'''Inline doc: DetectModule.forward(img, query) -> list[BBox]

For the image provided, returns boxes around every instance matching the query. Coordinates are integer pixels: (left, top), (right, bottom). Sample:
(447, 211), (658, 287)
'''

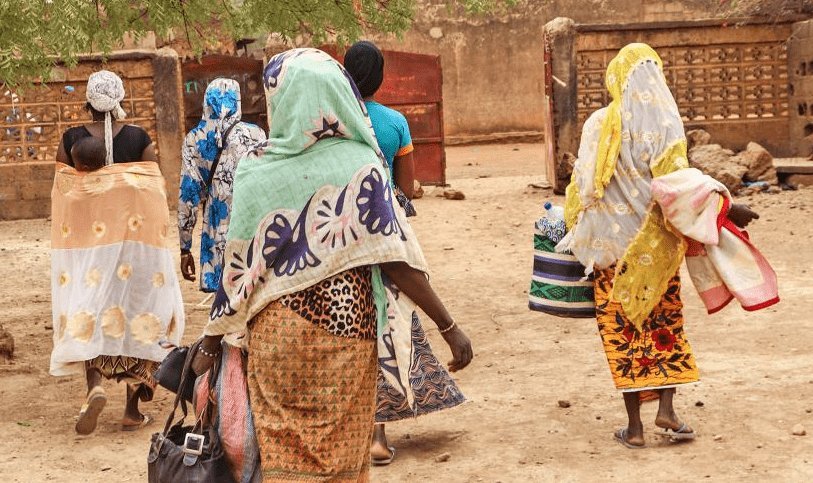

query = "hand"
(181, 252), (196, 282)
(441, 325), (473, 372)
(728, 203), (760, 229)
(190, 336), (222, 376)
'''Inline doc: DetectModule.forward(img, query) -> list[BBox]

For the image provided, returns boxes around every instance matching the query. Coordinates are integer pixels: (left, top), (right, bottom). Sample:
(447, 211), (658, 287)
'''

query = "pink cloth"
(194, 343), (260, 483)
(652, 169), (779, 314)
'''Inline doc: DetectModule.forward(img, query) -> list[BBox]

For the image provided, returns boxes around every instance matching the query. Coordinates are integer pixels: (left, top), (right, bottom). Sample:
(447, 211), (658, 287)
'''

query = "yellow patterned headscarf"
(594, 43), (663, 200)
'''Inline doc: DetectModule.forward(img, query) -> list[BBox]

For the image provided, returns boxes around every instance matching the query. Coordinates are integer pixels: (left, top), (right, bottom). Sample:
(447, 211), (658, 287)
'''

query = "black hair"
(71, 136), (107, 171)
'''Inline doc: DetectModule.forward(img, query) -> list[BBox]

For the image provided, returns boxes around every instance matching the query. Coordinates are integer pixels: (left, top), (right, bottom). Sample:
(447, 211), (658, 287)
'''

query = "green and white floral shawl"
(204, 48), (428, 409)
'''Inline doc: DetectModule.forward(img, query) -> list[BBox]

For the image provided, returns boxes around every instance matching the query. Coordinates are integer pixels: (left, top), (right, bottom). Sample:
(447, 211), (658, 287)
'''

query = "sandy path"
(1, 143), (812, 482)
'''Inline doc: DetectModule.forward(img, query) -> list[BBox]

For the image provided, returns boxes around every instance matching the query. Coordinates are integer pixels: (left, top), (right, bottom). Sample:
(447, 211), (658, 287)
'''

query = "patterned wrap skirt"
(85, 356), (158, 401)
(247, 267), (378, 482)
(375, 312), (465, 422)
(594, 267), (700, 392)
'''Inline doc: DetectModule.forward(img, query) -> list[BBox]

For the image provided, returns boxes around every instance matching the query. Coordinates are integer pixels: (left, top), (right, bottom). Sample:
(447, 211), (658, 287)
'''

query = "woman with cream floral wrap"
(51, 70), (185, 435)
(559, 44), (778, 449)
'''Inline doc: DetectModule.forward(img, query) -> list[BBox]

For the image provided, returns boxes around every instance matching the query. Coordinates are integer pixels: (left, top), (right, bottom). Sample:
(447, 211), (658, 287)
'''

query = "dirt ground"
(1, 143), (812, 482)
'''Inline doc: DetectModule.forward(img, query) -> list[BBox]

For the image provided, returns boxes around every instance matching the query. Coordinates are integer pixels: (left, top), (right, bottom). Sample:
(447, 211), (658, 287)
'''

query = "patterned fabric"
(595, 267), (699, 391)
(652, 170), (779, 314)
(179, 79), (267, 292)
(528, 230), (595, 318)
(86, 355), (158, 400)
(204, 48), (429, 412)
(280, 267), (377, 340)
(561, 43), (694, 328)
(194, 343), (261, 483)
(50, 162), (185, 377)
(375, 312), (465, 422)
(247, 300), (377, 482)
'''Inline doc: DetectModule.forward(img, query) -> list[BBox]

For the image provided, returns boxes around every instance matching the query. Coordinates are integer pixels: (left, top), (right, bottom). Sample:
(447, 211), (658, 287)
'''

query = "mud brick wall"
(788, 19), (813, 157)
(0, 50), (184, 221)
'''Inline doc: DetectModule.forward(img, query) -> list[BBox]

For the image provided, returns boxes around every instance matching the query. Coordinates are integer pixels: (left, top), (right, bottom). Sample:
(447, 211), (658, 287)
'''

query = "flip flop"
(75, 386), (107, 435)
(121, 414), (153, 432)
(654, 422), (696, 441)
(371, 446), (396, 466)
(614, 428), (645, 449)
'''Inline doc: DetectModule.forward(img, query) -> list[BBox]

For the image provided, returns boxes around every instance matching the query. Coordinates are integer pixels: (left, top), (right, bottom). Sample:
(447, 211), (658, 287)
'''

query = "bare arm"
(56, 139), (70, 166)
(140, 142), (158, 161)
(393, 152), (415, 199)
(381, 261), (473, 372)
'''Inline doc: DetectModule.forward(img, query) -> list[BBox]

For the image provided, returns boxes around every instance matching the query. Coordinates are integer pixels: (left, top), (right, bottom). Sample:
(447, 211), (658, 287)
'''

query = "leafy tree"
(0, 0), (514, 87)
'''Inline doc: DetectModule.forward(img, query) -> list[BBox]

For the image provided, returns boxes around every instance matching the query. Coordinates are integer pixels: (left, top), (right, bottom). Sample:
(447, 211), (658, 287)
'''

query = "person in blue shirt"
(344, 41), (416, 211)
(345, 40), (466, 467)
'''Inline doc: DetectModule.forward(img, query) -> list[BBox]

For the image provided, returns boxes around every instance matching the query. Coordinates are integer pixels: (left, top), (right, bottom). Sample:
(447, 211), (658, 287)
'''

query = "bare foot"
(371, 423), (395, 465)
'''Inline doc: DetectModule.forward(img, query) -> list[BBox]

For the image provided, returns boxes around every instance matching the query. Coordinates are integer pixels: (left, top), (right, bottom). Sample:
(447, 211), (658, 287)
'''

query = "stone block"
(689, 144), (746, 192)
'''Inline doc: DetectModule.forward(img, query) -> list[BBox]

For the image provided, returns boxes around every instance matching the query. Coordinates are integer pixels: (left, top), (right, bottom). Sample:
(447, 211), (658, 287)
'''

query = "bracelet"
(439, 321), (456, 334)
(197, 344), (221, 358)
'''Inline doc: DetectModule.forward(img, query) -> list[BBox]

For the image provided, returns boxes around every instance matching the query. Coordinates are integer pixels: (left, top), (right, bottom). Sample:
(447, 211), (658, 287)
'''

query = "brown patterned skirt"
(85, 356), (158, 401)
(247, 268), (378, 482)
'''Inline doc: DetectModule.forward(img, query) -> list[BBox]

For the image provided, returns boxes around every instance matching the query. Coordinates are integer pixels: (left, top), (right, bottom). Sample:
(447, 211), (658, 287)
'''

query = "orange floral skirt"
(594, 267), (699, 392)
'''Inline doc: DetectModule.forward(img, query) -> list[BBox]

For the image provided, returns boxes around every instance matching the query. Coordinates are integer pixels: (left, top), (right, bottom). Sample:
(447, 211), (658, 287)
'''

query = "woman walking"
(52, 70), (185, 434)
(344, 40), (465, 465)
(344, 41), (416, 213)
(191, 48), (473, 481)
(178, 79), (267, 292)
(560, 44), (778, 448)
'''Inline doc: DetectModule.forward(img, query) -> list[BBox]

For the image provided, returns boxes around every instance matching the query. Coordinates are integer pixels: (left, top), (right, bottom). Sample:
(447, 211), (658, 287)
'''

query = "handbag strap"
(204, 123), (238, 194)
(161, 339), (201, 435)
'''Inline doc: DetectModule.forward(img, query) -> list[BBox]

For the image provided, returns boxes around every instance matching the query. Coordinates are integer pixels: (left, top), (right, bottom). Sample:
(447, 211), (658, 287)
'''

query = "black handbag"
(147, 341), (236, 483)
(155, 346), (196, 403)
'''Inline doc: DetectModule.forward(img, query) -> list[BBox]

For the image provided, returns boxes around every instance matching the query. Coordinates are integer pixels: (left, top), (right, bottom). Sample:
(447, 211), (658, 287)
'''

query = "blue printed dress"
(178, 79), (267, 292)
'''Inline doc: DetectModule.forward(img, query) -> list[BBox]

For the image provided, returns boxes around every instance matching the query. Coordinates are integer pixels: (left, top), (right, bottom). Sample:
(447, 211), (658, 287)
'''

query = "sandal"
(614, 428), (645, 449)
(75, 386), (107, 435)
(371, 446), (396, 466)
(654, 422), (696, 441)
(121, 413), (154, 432)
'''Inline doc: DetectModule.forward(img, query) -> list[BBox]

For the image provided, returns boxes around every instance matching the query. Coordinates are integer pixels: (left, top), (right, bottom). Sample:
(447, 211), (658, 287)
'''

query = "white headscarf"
(86, 70), (127, 166)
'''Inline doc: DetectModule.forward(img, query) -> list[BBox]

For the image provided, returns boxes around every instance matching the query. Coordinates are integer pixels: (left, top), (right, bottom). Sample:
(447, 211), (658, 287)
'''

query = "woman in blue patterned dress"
(178, 79), (267, 292)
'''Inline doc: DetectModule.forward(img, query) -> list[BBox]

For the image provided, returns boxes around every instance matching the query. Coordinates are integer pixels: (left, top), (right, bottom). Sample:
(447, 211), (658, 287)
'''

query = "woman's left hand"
(441, 325), (473, 373)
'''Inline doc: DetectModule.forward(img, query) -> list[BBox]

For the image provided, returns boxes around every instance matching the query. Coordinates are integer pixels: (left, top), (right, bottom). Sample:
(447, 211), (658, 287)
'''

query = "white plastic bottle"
(537, 202), (567, 243)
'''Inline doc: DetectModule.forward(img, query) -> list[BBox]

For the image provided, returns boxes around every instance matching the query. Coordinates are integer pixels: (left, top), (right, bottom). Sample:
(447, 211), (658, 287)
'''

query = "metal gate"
(184, 49), (447, 185)
(365, 49), (446, 186)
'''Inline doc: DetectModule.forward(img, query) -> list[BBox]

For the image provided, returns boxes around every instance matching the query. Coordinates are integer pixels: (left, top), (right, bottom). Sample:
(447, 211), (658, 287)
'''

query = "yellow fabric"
(593, 44), (663, 200)
(613, 139), (689, 327)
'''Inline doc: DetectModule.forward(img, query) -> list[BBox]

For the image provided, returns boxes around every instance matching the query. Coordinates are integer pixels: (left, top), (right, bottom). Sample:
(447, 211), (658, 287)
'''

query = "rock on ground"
(686, 129), (712, 151)
(413, 180), (425, 199)
(689, 144), (746, 192)
(443, 189), (466, 200)
(733, 142), (778, 185)
(792, 424), (807, 436)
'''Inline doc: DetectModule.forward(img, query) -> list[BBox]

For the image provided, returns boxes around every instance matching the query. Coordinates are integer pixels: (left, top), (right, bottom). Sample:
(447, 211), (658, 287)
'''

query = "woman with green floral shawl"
(190, 48), (473, 481)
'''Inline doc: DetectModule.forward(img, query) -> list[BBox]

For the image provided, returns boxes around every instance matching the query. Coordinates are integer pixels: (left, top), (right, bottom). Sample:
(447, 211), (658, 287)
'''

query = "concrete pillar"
(544, 17), (578, 194)
(152, 48), (185, 210)
(788, 19), (813, 158)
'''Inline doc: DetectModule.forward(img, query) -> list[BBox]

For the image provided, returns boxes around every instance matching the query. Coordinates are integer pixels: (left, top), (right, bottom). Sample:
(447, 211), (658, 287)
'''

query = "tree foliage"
(0, 0), (515, 87)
